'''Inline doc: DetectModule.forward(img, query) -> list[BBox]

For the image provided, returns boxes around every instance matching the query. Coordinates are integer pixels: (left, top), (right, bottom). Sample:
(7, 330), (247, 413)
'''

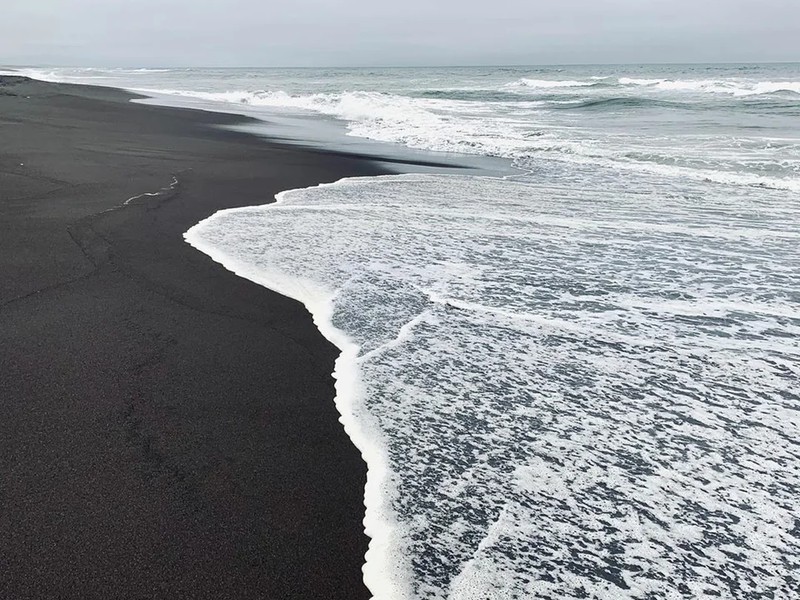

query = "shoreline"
(1, 66), (516, 179)
(185, 178), (407, 599)
(0, 75), (447, 599)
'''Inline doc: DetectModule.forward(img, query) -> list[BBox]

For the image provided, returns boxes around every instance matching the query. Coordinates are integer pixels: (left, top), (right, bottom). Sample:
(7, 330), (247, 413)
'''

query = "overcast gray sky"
(2, 0), (798, 67)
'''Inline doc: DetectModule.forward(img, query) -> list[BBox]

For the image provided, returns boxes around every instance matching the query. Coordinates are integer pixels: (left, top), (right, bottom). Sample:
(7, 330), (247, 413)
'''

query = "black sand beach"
(0, 76), (388, 599)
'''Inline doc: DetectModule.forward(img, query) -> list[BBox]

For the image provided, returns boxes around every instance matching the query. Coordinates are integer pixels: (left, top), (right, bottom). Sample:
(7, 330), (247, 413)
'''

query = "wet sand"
(0, 75), (394, 599)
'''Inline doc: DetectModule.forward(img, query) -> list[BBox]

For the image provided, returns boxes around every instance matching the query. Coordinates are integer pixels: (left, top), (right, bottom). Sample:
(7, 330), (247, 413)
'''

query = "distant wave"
(12, 67), (174, 83)
(506, 78), (600, 89)
(550, 97), (692, 111)
(123, 68), (173, 74)
(77, 67), (173, 74)
(503, 76), (800, 97)
(618, 77), (800, 96)
(416, 89), (537, 102)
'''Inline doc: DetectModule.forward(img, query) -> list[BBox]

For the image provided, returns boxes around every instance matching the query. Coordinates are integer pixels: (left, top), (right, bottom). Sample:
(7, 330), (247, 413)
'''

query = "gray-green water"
(11, 63), (800, 193)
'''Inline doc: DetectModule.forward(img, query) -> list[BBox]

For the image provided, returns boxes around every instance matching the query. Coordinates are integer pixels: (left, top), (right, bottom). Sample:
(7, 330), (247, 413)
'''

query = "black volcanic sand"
(0, 75), (408, 599)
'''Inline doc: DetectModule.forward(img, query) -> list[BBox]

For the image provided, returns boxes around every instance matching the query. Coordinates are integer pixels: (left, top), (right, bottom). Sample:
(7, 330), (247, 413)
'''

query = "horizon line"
(5, 60), (800, 71)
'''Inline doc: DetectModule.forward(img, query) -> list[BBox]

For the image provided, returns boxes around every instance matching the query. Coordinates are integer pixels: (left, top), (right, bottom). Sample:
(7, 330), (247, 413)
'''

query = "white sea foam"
(185, 173), (800, 599)
(132, 87), (547, 157)
(185, 185), (414, 600)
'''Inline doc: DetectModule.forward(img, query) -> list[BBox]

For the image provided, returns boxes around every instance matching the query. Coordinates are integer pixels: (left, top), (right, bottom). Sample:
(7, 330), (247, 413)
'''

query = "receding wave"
(186, 173), (800, 599)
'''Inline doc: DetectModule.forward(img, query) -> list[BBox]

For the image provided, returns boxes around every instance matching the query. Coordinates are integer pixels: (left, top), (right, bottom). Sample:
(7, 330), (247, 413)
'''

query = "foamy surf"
(184, 173), (799, 599)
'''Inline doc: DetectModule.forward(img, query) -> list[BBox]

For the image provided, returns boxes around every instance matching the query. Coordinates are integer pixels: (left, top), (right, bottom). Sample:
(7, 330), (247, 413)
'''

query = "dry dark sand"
(0, 75), (410, 599)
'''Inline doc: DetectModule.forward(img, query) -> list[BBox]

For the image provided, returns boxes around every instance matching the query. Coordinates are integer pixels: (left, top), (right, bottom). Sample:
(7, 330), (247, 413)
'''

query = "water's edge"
(185, 181), (410, 600)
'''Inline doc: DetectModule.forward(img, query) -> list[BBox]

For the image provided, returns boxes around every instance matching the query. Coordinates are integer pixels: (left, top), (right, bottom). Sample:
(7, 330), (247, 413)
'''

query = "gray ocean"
(17, 64), (800, 599)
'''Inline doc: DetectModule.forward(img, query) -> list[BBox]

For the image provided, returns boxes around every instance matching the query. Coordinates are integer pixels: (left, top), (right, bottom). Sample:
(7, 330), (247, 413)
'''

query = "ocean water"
(15, 64), (800, 598)
(10, 64), (800, 192)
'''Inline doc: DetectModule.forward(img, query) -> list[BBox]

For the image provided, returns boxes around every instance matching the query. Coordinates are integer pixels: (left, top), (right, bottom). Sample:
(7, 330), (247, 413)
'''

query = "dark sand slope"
(0, 76), (387, 599)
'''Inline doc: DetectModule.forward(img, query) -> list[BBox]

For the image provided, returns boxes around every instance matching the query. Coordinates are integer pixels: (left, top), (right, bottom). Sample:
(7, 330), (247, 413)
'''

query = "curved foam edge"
(184, 178), (413, 600)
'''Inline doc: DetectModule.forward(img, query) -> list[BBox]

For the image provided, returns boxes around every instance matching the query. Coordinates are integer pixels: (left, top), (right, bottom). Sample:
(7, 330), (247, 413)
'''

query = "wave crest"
(619, 77), (800, 96)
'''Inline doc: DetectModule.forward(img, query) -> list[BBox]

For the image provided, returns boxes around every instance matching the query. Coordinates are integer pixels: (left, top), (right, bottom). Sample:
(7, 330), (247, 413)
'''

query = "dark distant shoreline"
(0, 75), (406, 599)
